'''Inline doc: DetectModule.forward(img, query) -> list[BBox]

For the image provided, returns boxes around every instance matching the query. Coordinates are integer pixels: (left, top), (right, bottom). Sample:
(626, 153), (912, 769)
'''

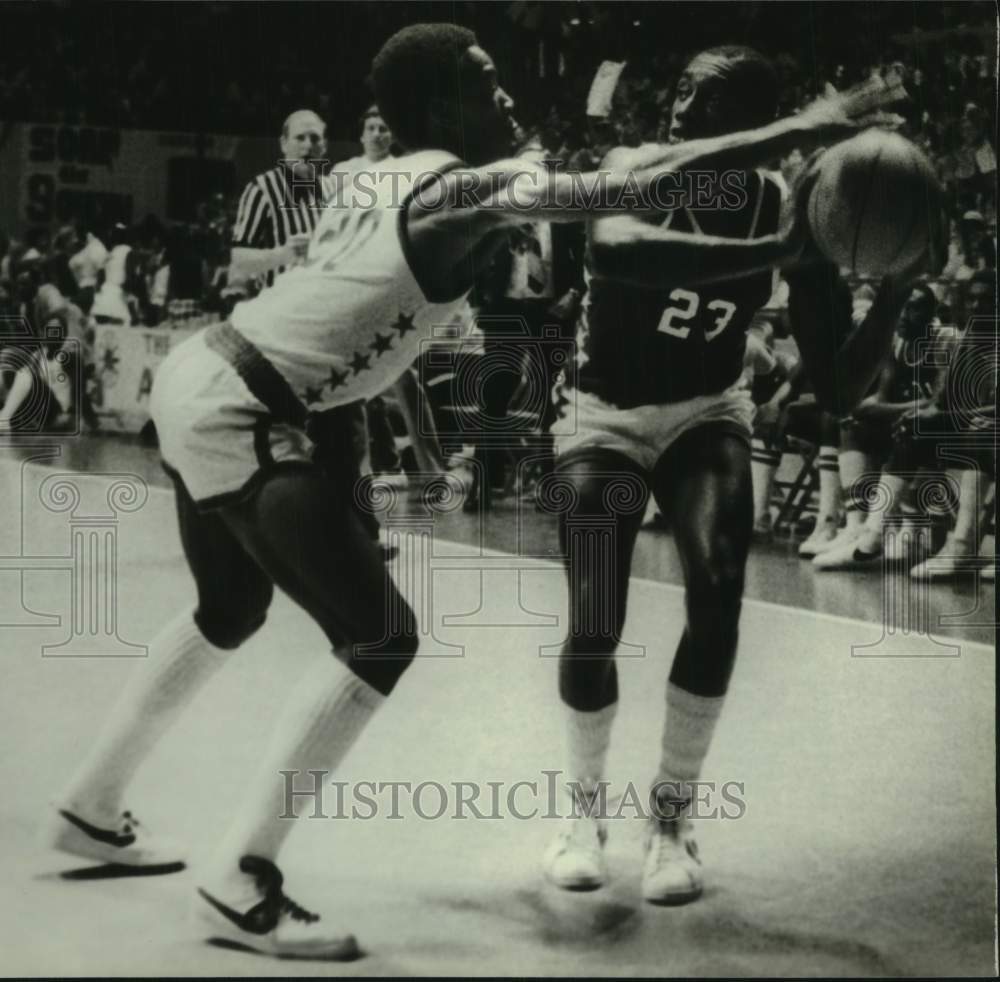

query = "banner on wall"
(0, 122), (279, 239)
(89, 323), (201, 433)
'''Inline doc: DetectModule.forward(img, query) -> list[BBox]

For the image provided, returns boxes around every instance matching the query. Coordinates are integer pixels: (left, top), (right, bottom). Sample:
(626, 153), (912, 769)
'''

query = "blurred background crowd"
(1, 1), (994, 320)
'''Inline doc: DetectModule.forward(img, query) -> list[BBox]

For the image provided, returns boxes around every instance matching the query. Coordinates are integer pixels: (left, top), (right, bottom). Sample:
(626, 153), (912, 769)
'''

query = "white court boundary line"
(14, 459), (996, 654)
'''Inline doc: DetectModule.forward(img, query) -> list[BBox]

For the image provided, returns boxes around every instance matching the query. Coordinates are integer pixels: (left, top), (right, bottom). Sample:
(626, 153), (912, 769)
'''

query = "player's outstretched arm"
(412, 77), (904, 245)
(230, 239), (310, 280)
(783, 155), (946, 417)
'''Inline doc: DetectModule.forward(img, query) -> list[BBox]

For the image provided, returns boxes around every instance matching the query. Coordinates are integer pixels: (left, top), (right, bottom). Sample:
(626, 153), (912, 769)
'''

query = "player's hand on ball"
(795, 78), (906, 149)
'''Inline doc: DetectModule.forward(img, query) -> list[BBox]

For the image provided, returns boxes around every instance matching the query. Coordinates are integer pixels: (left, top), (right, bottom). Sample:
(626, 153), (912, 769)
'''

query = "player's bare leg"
(542, 450), (648, 890)
(642, 425), (752, 905)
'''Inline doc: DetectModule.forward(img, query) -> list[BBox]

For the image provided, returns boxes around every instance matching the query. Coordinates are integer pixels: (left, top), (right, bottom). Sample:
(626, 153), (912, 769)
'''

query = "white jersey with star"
(232, 149), (469, 410)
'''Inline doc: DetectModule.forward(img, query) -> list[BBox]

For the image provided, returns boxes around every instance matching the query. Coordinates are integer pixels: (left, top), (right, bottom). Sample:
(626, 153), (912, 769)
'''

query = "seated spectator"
(68, 225), (108, 315)
(898, 271), (997, 579)
(0, 283), (90, 432)
(941, 209), (997, 283)
(812, 283), (958, 570)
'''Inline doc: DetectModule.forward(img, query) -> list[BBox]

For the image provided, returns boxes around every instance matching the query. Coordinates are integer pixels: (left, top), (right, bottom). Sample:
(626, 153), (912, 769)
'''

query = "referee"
(229, 109), (327, 292)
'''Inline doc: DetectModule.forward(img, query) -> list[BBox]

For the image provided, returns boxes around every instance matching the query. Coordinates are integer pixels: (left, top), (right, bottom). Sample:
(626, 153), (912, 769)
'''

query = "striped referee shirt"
(231, 163), (324, 290)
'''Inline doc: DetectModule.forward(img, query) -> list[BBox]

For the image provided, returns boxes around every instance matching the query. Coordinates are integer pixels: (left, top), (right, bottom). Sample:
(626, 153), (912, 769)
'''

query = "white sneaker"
(798, 517), (841, 557)
(909, 534), (981, 580)
(641, 800), (703, 906)
(810, 522), (863, 557)
(42, 803), (186, 868)
(543, 795), (608, 890)
(813, 528), (883, 571)
(195, 856), (358, 960)
(981, 561), (995, 582)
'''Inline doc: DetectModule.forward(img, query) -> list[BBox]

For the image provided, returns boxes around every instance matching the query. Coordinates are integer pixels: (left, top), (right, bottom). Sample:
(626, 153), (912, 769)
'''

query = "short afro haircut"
(371, 23), (478, 150)
(696, 45), (779, 127)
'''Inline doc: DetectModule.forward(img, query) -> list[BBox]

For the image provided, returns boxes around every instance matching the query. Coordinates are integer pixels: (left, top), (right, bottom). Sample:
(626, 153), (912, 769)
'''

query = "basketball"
(807, 130), (942, 277)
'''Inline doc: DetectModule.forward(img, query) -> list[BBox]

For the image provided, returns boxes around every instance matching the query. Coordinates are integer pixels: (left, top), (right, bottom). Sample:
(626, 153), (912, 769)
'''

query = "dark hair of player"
(698, 45), (779, 128)
(371, 23), (478, 151)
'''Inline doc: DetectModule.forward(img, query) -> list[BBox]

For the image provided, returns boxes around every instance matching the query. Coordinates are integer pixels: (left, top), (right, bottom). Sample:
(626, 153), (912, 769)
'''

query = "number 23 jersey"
(574, 170), (784, 408)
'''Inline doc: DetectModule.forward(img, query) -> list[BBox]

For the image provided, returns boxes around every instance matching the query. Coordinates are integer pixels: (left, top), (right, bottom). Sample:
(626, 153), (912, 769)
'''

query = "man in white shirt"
(68, 228), (108, 314)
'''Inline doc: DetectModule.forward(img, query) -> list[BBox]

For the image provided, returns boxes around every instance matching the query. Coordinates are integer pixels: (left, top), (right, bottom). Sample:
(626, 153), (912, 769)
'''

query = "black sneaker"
(195, 856), (359, 960)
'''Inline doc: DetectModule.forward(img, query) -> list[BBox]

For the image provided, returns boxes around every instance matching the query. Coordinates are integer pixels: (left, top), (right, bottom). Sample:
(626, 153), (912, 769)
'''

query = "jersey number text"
(657, 288), (737, 341)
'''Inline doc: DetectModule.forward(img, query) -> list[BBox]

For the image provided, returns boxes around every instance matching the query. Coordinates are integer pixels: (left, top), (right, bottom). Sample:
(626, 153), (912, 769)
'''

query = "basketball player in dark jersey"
(543, 47), (946, 903)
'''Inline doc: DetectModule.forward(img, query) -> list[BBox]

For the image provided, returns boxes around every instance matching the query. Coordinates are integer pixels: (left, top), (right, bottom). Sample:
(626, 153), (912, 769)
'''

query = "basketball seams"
(809, 132), (937, 277)
(850, 144), (885, 276)
(882, 151), (926, 274)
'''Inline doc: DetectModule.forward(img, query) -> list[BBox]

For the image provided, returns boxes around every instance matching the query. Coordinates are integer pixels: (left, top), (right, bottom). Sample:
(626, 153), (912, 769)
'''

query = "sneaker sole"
(642, 884), (703, 907)
(204, 935), (360, 961)
(195, 896), (360, 961)
(545, 870), (606, 892)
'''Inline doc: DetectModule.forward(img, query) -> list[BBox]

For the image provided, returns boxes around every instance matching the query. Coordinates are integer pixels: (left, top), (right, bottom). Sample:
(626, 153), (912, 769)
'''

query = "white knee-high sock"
(863, 473), (906, 537)
(839, 450), (870, 531)
(210, 661), (384, 871)
(564, 702), (617, 793)
(654, 682), (726, 803)
(953, 469), (984, 547)
(816, 446), (841, 523)
(64, 609), (232, 824)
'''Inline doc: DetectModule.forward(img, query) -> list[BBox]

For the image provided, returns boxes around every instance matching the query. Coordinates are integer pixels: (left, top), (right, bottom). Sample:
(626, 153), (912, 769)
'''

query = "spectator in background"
(895, 270), (997, 580)
(91, 224), (144, 326)
(942, 209), (996, 282)
(68, 224), (108, 315)
(47, 225), (82, 300)
(328, 105), (395, 178)
(0, 283), (92, 432)
(949, 103), (997, 214)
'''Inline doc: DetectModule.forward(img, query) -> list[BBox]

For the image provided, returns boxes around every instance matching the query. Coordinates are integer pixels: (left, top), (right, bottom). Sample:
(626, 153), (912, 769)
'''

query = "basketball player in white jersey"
(44, 24), (901, 959)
